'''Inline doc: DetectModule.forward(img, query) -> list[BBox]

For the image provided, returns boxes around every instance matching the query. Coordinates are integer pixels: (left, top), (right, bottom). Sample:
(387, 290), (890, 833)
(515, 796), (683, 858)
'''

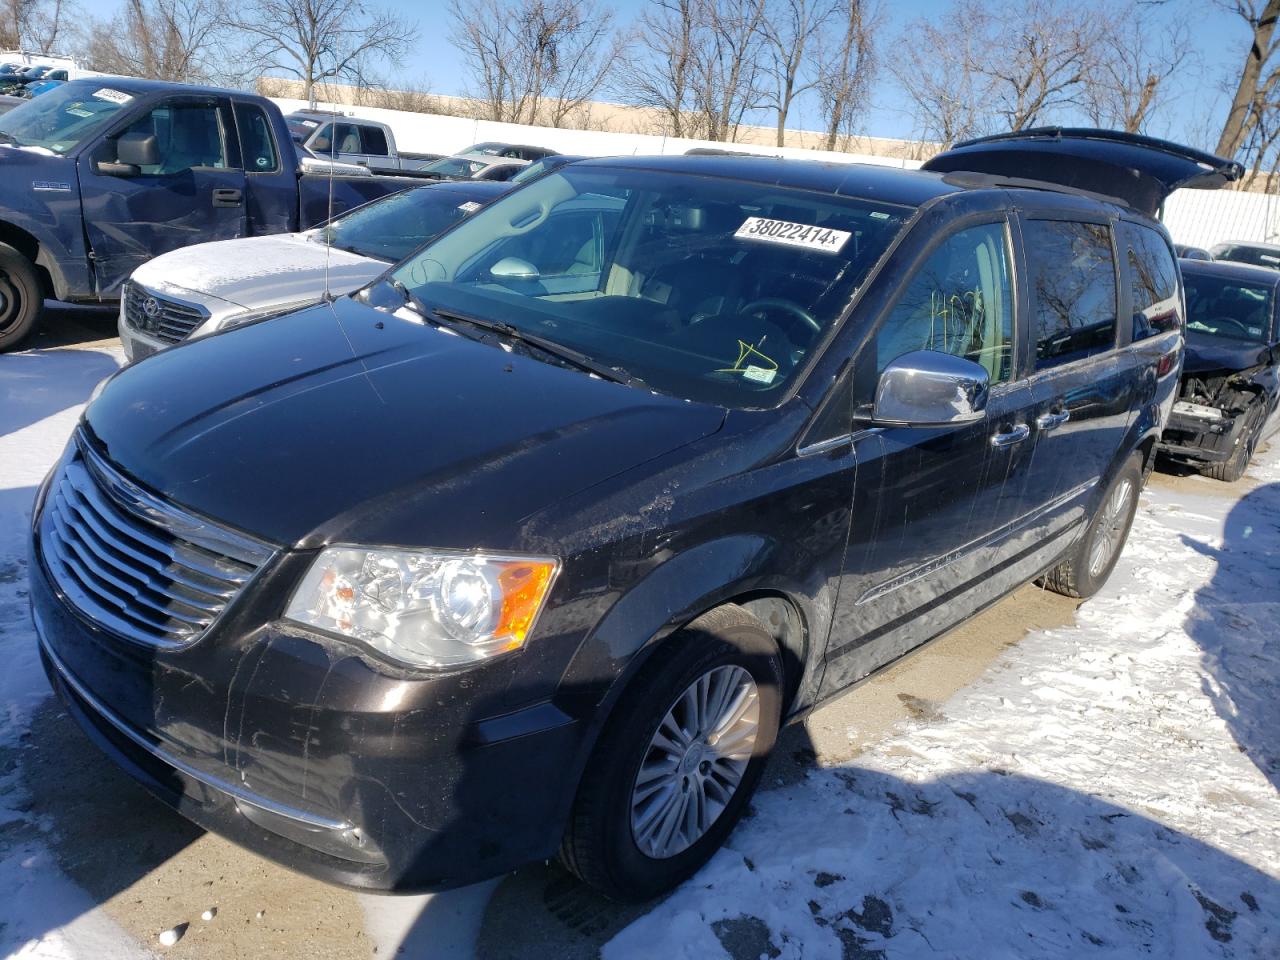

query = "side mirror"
(117, 131), (159, 167)
(312, 135), (331, 152)
(490, 257), (540, 281)
(872, 350), (989, 426)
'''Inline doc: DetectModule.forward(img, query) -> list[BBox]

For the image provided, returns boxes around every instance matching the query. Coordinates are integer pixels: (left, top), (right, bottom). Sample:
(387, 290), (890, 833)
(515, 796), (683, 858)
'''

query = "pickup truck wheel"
(0, 244), (42, 352)
(1202, 401), (1265, 483)
(559, 606), (783, 901)
(1041, 452), (1142, 600)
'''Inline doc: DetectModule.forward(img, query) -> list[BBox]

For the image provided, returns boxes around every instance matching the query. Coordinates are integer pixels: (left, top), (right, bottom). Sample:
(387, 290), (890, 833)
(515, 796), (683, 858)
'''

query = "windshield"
(0, 82), (133, 154)
(389, 166), (911, 406)
(510, 157), (563, 184)
(319, 186), (488, 262)
(1184, 274), (1275, 342)
(425, 156), (486, 178)
(1212, 244), (1280, 269)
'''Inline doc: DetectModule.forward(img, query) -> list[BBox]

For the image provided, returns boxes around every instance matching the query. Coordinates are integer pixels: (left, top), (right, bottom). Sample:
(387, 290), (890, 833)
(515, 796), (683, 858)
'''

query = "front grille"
(39, 435), (274, 648)
(123, 282), (208, 344)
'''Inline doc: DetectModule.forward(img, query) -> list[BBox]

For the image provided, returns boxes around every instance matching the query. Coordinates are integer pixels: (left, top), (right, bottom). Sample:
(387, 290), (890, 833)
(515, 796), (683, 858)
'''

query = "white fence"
(1162, 187), (1280, 249)
(268, 97), (923, 170)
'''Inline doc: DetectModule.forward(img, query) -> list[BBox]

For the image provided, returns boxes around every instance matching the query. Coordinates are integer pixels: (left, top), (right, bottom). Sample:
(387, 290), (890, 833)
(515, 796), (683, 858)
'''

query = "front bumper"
(30, 535), (587, 892)
(1157, 403), (1241, 464)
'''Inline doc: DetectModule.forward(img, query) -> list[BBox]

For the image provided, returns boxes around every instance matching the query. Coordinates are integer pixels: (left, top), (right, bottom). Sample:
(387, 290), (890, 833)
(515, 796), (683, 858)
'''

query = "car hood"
(1184, 333), (1273, 375)
(130, 233), (387, 312)
(83, 296), (726, 549)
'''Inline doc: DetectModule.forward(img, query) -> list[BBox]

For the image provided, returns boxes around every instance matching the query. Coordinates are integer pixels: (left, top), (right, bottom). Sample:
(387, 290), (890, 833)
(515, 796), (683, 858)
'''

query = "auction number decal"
(734, 217), (850, 253)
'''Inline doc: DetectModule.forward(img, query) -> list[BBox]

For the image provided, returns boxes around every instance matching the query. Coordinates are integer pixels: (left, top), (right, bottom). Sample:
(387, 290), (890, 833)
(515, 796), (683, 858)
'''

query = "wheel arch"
(0, 219), (60, 300)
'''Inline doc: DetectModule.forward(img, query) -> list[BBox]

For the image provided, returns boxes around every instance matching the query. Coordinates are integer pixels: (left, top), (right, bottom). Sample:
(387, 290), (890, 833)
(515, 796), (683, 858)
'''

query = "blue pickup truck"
(0, 78), (421, 350)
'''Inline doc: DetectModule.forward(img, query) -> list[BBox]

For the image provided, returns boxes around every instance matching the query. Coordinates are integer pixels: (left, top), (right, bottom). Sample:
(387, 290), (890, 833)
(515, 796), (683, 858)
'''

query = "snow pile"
(607, 457), (1280, 958)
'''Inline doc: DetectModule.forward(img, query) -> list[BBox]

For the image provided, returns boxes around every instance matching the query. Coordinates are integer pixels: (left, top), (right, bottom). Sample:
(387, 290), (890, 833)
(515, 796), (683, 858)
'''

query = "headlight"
(284, 547), (559, 669)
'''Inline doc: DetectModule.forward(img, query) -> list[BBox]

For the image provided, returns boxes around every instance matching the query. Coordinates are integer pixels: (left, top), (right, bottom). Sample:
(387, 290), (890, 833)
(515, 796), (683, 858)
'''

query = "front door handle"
(212, 187), (242, 208)
(1036, 409), (1071, 431)
(990, 423), (1031, 448)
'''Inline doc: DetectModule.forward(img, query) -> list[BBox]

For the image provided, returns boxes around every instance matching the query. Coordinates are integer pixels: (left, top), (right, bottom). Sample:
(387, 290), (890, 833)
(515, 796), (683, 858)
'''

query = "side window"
(867, 221), (1015, 390)
(333, 123), (362, 154)
(362, 125), (389, 156)
(116, 101), (228, 175)
(1118, 221), (1180, 340)
(234, 103), (279, 173)
(312, 122), (334, 151)
(1024, 219), (1118, 370)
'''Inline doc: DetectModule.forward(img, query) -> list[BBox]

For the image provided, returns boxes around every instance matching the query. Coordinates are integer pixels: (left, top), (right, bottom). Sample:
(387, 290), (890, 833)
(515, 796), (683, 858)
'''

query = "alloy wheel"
(630, 664), (760, 859)
(1087, 477), (1134, 578)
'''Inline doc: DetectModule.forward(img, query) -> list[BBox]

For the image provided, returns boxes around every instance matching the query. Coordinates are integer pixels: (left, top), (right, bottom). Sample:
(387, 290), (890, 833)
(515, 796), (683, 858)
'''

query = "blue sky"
(96, 0), (1247, 146)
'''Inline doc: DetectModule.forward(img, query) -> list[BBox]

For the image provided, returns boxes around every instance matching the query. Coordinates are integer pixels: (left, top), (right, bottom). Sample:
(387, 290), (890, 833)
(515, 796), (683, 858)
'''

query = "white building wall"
(1162, 188), (1280, 249)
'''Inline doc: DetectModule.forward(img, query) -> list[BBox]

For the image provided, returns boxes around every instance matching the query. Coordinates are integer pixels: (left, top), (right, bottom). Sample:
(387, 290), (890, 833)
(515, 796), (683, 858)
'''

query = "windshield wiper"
(429, 305), (646, 388)
(0, 131), (16, 145)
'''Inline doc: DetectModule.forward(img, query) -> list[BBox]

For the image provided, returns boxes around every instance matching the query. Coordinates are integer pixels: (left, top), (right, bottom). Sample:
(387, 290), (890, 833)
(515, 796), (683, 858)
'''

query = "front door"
(821, 219), (1043, 696)
(78, 96), (246, 296)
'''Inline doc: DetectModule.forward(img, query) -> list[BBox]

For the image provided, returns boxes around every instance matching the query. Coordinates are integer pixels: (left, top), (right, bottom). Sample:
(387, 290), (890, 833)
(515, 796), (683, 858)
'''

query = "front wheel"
(560, 606), (783, 901)
(1202, 400), (1265, 483)
(0, 243), (43, 352)
(1041, 453), (1142, 599)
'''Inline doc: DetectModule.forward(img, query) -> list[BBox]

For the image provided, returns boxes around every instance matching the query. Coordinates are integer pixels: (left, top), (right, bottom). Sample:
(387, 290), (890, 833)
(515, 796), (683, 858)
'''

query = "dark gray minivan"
(32, 130), (1239, 899)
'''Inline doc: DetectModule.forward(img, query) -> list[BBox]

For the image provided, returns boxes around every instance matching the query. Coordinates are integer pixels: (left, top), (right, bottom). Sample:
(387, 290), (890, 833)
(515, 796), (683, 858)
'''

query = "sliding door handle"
(1036, 409), (1070, 431)
(990, 423), (1030, 448)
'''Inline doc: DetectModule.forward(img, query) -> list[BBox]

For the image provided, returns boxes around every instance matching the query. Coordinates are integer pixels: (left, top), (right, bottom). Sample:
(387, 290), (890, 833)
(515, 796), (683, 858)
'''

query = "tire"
(0, 243), (43, 352)
(559, 605), (784, 901)
(1201, 401), (1265, 483)
(1041, 452), (1142, 600)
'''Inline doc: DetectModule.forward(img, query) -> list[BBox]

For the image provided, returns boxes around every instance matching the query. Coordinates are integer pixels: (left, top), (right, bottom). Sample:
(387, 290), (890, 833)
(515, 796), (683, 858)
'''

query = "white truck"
(285, 110), (443, 173)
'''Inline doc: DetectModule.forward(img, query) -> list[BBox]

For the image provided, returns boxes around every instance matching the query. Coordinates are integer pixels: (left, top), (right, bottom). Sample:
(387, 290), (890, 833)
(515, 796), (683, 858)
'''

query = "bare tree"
(80, 0), (228, 82)
(893, 0), (1100, 145)
(1216, 0), (1280, 158)
(758, 0), (834, 146)
(451, 0), (617, 126)
(1083, 8), (1194, 133)
(813, 0), (879, 150)
(616, 0), (699, 136)
(690, 0), (767, 141)
(890, 4), (991, 145)
(234, 0), (418, 108)
(3, 0), (72, 52)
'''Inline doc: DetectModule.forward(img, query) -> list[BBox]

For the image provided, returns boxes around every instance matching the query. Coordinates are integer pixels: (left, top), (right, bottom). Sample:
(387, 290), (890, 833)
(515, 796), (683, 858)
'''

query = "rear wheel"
(1202, 400), (1265, 483)
(0, 243), (43, 352)
(1041, 453), (1142, 599)
(560, 606), (783, 901)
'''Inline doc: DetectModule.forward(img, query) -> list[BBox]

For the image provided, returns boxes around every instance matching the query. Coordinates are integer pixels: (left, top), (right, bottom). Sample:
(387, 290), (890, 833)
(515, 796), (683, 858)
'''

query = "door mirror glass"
(872, 350), (989, 427)
(116, 131), (159, 167)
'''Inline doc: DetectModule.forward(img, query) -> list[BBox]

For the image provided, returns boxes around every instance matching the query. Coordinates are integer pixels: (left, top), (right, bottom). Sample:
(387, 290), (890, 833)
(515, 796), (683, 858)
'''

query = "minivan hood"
(1184, 333), (1274, 375)
(131, 233), (386, 311)
(84, 296), (726, 548)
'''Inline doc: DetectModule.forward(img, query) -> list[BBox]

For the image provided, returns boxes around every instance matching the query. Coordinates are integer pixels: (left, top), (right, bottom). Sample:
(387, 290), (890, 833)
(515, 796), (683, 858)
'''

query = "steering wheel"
(1208, 315), (1252, 336)
(738, 297), (821, 334)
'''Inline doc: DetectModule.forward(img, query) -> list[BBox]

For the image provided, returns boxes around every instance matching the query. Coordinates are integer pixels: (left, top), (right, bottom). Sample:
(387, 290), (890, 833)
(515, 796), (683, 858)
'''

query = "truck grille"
(123, 282), (208, 344)
(38, 434), (275, 648)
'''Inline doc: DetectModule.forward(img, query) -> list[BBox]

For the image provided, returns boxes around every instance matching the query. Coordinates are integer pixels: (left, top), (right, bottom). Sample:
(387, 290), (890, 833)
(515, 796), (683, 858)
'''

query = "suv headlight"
(285, 547), (559, 669)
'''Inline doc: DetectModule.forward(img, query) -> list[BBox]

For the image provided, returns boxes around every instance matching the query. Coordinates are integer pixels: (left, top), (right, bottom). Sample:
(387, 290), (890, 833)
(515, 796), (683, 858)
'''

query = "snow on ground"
(606, 456), (1280, 959)
(0, 341), (151, 960)
(2, 335), (1279, 960)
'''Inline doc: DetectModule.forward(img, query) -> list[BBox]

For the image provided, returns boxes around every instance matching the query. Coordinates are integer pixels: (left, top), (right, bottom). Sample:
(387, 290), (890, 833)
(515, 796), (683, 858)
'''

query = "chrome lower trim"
(856, 475), (1099, 605)
(37, 623), (351, 833)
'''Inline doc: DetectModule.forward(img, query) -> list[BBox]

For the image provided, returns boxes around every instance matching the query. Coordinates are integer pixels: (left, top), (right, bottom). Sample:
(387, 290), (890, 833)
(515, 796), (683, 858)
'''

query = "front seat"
(160, 108), (222, 173)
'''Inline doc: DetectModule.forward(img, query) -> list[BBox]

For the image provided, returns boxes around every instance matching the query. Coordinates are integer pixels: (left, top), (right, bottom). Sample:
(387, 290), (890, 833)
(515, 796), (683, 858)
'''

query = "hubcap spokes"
(630, 665), (760, 859)
(1088, 478), (1133, 578)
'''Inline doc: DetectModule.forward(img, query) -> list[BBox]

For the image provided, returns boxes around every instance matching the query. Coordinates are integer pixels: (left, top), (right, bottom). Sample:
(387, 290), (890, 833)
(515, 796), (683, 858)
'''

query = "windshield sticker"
(735, 216), (851, 254)
(458, 201), (483, 213)
(66, 106), (94, 118)
(717, 340), (779, 380)
(1249, 326), (1264, 336)
(92, 88), (133, 104)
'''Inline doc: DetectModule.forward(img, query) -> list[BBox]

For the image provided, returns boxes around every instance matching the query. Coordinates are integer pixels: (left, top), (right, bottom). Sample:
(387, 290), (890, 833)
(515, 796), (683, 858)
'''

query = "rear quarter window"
(1024, 219), (1118, 370)
(1119, 221), (1180, 340)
